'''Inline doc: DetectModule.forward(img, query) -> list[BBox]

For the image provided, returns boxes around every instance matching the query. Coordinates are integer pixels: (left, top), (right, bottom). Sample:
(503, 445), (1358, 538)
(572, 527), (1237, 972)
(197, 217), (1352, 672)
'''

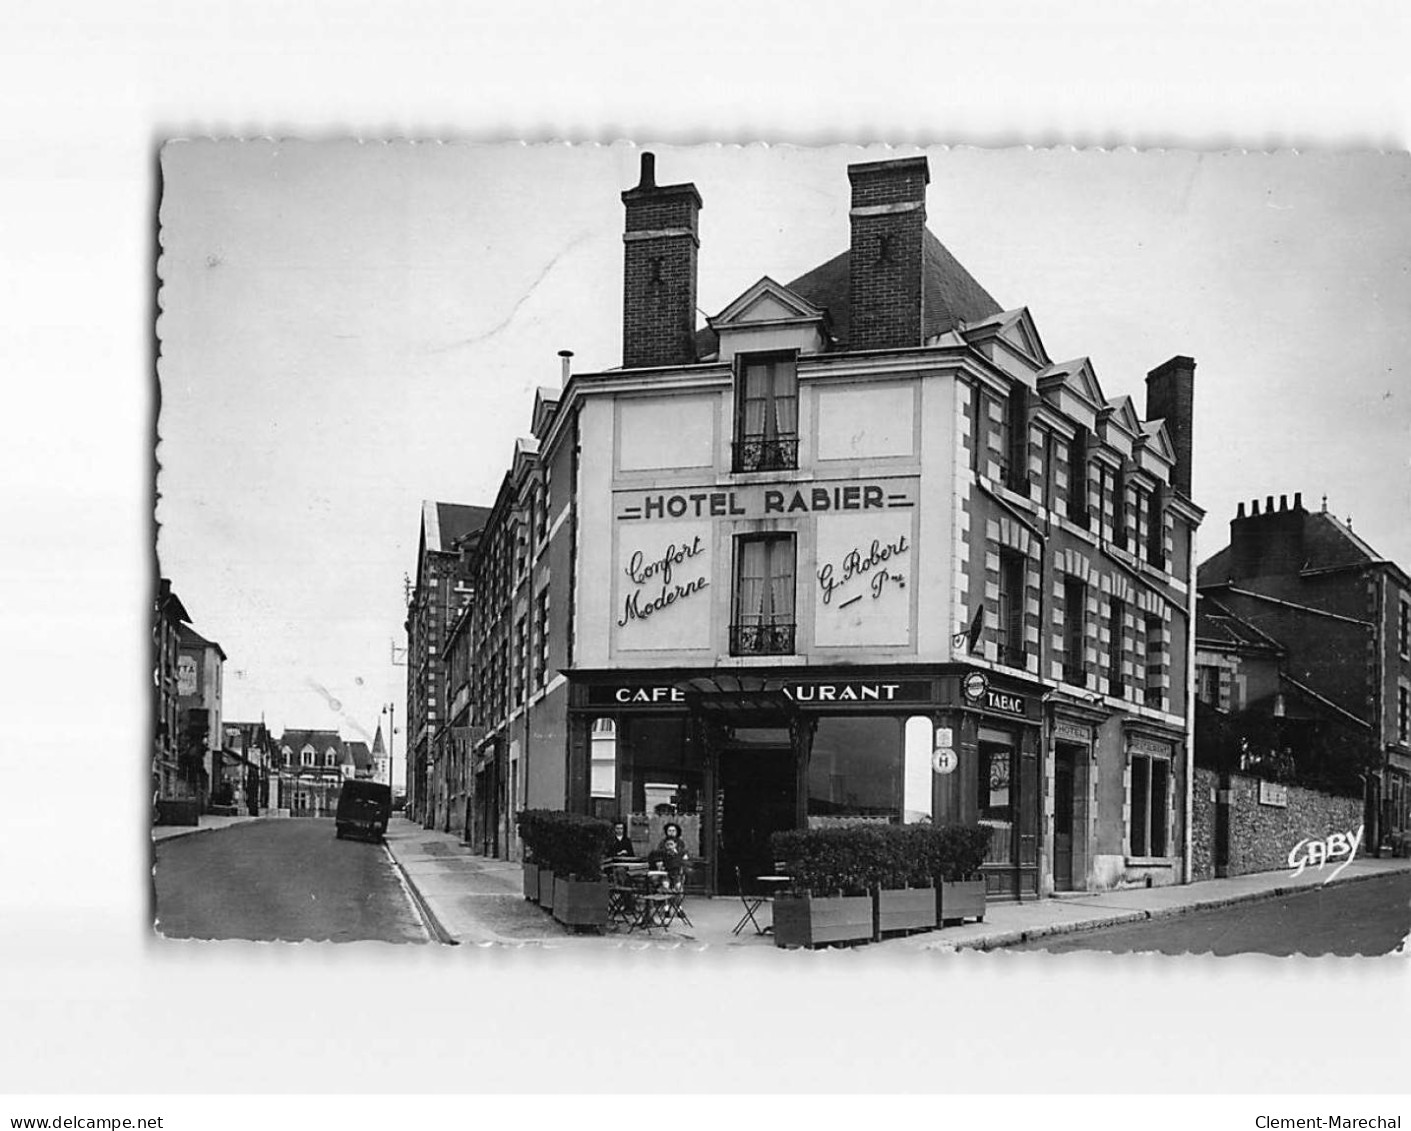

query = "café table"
(732, 873), (791, 936)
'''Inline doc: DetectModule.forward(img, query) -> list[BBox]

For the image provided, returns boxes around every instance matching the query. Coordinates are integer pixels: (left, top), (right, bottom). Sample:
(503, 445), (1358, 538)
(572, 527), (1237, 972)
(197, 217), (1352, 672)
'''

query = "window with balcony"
(733, 352), (798, 472)
(1063, 577), (1087, 687)
(731, 534), (796, 656)
(997, 550), (1026, 667)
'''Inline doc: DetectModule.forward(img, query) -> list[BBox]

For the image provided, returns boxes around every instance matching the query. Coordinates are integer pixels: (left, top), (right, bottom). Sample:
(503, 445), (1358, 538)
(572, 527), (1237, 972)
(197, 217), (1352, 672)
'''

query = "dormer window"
(301, 747), (313, 767)
(733, 352), (798, 473)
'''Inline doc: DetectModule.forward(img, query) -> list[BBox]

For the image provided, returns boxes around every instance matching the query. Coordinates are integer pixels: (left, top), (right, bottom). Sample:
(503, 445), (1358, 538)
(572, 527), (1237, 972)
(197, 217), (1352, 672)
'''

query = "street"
(153, 819), (428, 943)
(1008, 871), (1411, 956)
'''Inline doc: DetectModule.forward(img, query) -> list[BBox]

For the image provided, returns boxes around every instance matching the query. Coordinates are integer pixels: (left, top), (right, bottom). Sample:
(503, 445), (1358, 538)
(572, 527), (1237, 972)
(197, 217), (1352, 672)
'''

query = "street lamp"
(382, 702), (396, 791)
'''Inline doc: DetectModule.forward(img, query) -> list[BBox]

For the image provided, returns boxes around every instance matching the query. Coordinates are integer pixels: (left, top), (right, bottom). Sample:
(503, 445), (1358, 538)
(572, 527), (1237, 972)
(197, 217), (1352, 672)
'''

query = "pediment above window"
(708, 276), (828, 361)
(1036, 357), (1104, 430)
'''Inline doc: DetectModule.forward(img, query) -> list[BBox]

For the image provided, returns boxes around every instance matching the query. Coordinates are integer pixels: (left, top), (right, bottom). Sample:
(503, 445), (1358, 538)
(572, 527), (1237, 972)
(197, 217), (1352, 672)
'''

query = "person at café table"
(606, 821), (635, 858)
(652, 822), (689, 890)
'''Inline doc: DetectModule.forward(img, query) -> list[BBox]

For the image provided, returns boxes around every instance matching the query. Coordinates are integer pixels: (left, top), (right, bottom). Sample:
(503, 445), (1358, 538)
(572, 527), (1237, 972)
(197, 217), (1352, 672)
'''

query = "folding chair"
(662, 872), (693, 929)
(731, 866), (769, 936)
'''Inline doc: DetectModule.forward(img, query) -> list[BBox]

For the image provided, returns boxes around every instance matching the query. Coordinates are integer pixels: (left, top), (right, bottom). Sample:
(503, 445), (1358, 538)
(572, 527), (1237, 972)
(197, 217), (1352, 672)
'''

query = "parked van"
(335, 780), (392, 842)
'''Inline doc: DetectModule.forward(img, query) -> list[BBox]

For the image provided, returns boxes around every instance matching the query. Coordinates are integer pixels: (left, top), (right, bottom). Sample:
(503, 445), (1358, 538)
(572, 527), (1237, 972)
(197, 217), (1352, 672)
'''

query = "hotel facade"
(466, 153), (1204, 898)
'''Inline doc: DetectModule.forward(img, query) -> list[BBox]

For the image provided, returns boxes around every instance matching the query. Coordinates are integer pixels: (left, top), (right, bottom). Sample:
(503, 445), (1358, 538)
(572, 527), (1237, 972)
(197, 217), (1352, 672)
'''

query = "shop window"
(1108, 598), (1126, 696)
(1130, 753), (1170, 857)
(589, 717), (617, 800)
(977, 730), (1015, 866)
(625, 716), (702, 818)
(1398, 684), (1409, 745)
(997, 550), (1026, 667)
(1067, 427), (1090, 526)
(1003, 383), (1030, 493)
(731, 534), (796, 656)
(902, 716), (934, 823)
(807, 715), (902, 819)
(733, 352), (798, 472)
(1063, 576), (1087, 687)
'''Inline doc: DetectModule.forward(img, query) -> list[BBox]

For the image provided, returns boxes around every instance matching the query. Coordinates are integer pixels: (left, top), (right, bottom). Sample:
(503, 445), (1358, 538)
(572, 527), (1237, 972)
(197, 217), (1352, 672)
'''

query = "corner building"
(490, 154), (1204, 897)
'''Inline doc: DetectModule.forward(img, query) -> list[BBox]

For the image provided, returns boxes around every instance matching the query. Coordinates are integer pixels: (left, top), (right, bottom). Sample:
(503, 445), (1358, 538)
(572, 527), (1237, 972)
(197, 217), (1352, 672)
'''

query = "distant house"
(222, 720), (276, 814)
(1198, 494), (1411, 851)
(176, 621), (226, 811)
(275, 728), (373, 817)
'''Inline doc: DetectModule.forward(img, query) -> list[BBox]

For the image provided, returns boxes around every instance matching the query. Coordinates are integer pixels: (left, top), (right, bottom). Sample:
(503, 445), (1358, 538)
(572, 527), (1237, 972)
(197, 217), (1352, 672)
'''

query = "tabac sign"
(616, 480), (916, 522)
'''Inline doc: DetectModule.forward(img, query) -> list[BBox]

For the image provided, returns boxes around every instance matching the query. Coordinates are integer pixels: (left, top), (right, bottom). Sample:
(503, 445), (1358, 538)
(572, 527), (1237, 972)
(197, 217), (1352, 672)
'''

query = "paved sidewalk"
(151, 813), (268, 842)
(380, 816), (1411, 951)
(909, 854), (1411, 952)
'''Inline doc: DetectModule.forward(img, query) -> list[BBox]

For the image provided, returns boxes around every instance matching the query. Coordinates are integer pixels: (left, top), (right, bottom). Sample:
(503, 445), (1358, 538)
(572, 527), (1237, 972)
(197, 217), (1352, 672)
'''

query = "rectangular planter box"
(773, 894), (874, 949)
(939, 880), (987, 925)
(522, 862), (539, 902)
(538, 868), (556, 908)
(552, 878), (609, 928)
(154, 799), (199, 827)
(874, 886), (936, 938)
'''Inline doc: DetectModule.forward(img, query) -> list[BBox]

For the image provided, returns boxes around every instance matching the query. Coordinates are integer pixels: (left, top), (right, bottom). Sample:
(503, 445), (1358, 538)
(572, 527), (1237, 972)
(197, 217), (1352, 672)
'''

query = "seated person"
(606, 821), (635, 858)
(653, 822), (689, 890)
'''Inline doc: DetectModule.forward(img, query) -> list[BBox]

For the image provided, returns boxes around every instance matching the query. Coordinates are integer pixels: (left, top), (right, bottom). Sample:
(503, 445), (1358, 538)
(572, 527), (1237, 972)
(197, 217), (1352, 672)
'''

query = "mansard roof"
(783, 228), (1002, 349)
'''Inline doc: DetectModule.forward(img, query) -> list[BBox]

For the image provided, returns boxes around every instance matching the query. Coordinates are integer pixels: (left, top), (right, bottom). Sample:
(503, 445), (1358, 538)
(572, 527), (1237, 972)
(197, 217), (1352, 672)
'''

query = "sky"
(156, 142), (1411, 780)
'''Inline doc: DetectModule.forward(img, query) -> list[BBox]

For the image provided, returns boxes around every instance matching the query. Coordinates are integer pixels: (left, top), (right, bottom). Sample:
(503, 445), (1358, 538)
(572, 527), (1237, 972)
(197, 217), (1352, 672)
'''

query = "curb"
(953, 864), (1407, 951)
(382, 843), (460, 946)
(151, 817), (266, 844)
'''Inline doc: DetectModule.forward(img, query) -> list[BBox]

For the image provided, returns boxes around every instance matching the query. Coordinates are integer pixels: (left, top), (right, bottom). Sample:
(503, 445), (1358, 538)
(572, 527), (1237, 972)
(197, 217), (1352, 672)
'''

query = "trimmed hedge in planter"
(771, 822), (994, 945)
(517, 809), (613, 880)
(517, 809), (614, 929)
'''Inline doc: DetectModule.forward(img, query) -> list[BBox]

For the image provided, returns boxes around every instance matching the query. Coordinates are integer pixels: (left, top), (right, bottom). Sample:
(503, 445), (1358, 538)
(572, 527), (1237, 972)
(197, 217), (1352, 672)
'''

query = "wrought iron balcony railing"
(730, 621), (796, 657)
(732, 434), (799, 473)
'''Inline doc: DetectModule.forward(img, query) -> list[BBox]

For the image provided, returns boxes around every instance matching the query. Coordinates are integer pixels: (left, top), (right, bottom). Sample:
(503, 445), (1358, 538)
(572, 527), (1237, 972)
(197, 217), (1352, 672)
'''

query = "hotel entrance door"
(1053, 748), (1076, 891)
(717, 745), (796, 894)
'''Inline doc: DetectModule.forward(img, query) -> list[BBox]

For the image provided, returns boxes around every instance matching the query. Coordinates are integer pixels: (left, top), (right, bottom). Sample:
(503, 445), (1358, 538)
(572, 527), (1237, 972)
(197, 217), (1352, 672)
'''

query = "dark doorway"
(1053, 747), (1076, 891)
(718, 745), (796, 894)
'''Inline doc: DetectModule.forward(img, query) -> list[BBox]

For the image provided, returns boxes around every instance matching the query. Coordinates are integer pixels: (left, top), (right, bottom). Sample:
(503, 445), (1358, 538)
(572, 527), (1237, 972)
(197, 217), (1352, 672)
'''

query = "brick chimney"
(621, 152), (703, 369)
(1145, 355), (1196, 498)
(1230, 492), (1306, 578)
(847, 155), (929, 350)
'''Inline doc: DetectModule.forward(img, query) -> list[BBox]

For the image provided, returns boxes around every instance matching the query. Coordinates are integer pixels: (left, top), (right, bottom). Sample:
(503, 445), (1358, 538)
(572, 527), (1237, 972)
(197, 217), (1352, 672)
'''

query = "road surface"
(153, 818), (428, 943)
(1008, 871), (1411, 956)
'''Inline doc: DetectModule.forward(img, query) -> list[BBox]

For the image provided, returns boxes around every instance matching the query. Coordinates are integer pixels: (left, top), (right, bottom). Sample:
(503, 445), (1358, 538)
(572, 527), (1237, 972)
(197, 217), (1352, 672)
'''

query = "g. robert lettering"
(618, 536), (709, 627)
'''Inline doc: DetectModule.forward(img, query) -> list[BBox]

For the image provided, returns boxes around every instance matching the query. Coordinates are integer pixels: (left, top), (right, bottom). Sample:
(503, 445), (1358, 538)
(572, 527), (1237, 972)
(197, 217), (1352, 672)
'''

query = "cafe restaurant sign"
(585, 680), (933, 709)
(616, 479), (916, 522)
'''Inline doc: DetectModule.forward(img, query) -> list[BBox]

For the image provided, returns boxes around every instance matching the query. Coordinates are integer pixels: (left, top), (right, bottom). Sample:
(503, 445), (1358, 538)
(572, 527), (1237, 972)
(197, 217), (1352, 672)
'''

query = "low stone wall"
(1191, 767), (1363, 881)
